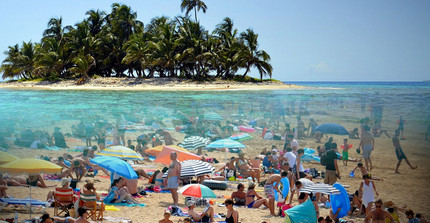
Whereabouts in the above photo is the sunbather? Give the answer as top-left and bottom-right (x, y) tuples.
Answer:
(231, 183), (246, 206)
(104, 178), (138, 204)
(187, 200), (215, 223)
(69, 158), (87, 181)
(159, 211), (174, 223)
(7, 174), (48, 188)
(245, 182), (270, 209)
(46, 178), (71, 201)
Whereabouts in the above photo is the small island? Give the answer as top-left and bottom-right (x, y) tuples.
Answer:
(1, 1), (279, 89)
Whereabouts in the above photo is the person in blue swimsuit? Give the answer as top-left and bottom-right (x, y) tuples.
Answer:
(244, 182), (270, 209)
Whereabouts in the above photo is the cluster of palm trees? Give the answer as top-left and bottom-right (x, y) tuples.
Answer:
(1, 2), (273, 82)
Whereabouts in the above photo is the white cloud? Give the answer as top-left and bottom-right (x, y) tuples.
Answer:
(307, 61), (333, 73)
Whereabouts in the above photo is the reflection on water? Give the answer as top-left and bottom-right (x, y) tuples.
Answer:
(0, 82), (429, 150)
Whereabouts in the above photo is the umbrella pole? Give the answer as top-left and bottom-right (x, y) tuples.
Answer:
(29, 186), (32, 219)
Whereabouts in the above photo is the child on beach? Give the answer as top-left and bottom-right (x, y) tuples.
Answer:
(352, 163), (383, 181)
(342, 139), (350, 166)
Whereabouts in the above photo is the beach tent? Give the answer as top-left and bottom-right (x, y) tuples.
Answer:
(331, 183), (350, 218)
(154, 146), (201, 165)
(284, 199), (317, 223)
(145, 145), (188, 157)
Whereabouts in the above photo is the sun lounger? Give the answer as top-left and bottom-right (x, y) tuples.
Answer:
(0, 197), (50, 212)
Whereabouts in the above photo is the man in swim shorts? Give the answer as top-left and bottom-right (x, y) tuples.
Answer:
(357, 126), (374, 171)
(264, 172), (287, 216)
(364, 199), (394, 223)
(393, 129), (417, 174)
(167, 152), (181, 206)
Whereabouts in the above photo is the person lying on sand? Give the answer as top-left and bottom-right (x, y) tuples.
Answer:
(349, 128), (360, 139)
(7, 174), (49, 188)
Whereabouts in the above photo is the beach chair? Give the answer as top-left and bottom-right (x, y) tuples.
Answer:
(53, 188), (74, 216)
(80, 194), (103, 221)
(0, 197), (49, 213)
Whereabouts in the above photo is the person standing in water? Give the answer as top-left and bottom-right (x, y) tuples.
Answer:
(393, 129), (417, 174)
(167, 152), (181, 206)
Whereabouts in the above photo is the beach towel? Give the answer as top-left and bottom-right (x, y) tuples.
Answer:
(105, 205), (121, 211)
(145, 189), (171, 193)
(104, 203), (146, 207)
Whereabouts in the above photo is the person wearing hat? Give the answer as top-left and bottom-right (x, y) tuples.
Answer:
(187, 200), (215, 223)
(159, 211), (174, 223)
(245, 182), (270, 209)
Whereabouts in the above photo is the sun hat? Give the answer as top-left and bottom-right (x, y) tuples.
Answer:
(186, 200), (196, 207)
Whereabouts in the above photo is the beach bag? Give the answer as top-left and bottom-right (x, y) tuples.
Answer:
(308, 168), (319, 178)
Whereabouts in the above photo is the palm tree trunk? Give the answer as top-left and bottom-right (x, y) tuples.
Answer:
(242, 66), (250, 77)
(194, 7), (198, 22)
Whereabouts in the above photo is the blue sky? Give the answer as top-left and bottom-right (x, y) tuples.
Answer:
(0, 0), (429, 81)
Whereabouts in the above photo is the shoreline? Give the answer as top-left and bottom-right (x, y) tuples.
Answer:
(0, 77), (305, 91)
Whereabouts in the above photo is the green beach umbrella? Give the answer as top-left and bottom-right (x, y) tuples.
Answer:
(178, 184), (216, 198)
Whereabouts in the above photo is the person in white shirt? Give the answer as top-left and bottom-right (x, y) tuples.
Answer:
(283, 147), (296, 172)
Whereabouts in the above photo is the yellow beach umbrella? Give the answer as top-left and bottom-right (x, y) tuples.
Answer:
(0, 158), (62, 174)
(96, 145), (143, 160)
(0, 151), (19, 165)
(145, 145), (188, 157)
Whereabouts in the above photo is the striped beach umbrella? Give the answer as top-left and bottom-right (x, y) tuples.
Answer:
(178, 136), (211, 150)
(229, 133), (252, 142)
(162, 160), (214, 178)
(300, 183), (341, 195)
(206, 139), (246, 149)
(178, 184), (217, 198)
(96, 145), (143, 160)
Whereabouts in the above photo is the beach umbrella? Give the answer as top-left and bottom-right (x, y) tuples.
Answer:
(206, 139), (246, 149)
(178, 184), (217, 198)
(203, 112), (223, 121)
(0, 151), (19, 165)
(0, 158), (62, 174)
(154, 146), (201, 165)
(299, 183), (341, 195)
(0, 158), (62, 218)
(178, 136), (211, 150)
(145, 145), (189, 157)
(229, 133), (252, 142)
(162, 160), (214, 178)
(96, 145), (143, 160)
(90, 156), (137, 179)
(284, 199), (317, 223)
(314, 123), (349, 135)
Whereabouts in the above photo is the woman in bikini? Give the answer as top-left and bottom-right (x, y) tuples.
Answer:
(244, 182), (270, 209)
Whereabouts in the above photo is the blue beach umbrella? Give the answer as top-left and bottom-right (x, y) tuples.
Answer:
(206, 139), (246, 149)
(90, 156), (138, 179)
(314, 123), (349, 135)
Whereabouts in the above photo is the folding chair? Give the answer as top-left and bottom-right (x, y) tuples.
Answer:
(80, 194), (103, 221)
(53, 188), (74, 216)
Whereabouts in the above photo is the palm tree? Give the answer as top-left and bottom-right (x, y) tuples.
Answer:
(123, 32), (152, 78)
(0, 44), (21, 79)
(68, 53), (95, 84)
(180, 0), (207, 22)
(237, 28), (273, 80)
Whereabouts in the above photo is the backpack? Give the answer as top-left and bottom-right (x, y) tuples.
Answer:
(320, 152), (327, 166)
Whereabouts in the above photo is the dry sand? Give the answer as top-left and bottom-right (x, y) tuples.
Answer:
(1, 128), (429, 223)
(0, 77), (304, 91)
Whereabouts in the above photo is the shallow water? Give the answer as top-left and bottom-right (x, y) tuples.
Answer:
(0, 82), (429, 140)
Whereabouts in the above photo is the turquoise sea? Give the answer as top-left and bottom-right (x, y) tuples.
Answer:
(0, 81), (429, 140)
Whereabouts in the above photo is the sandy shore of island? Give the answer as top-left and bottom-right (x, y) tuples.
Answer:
(0, 78), (304, 91)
